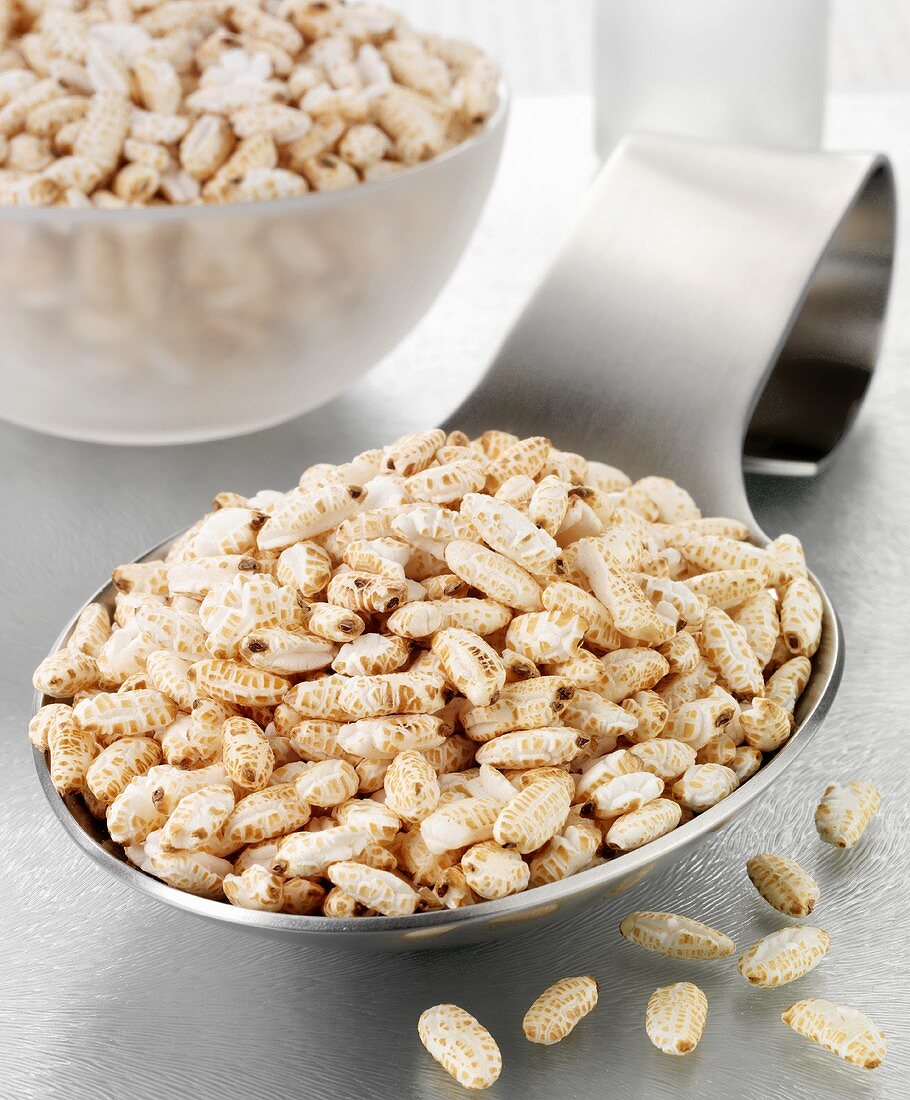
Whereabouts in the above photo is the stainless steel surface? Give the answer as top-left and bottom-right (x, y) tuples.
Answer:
(2, 97), (908, 1097)
(29, 132), (887, 950)
(452, 134), (895, 499)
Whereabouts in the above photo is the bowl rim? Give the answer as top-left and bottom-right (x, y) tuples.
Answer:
(0, 81), (510, 227)
(31, 529), (844, 939)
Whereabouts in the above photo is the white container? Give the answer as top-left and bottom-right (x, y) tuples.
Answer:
(0, 91), (507, 445)
(594, 0), (829, 158)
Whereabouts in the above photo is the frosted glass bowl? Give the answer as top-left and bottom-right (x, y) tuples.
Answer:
(0, 88), (507, 445)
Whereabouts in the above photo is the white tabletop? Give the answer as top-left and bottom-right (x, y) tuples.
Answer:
(2, 93), (908, 1099)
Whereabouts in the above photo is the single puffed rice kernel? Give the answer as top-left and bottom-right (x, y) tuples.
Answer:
(86, 735), (161, 805)
(74, 689), (178, 745)
(698, 606), (764, 698)
(145, 651), (192, 712)
(221, 715), (275, 790)
(326, 860), (418, 916)
(281, 877), (326, 915)
(383, 749), (440, 823)
(420, 796), (500, 855)
(646, 982), (708, 1056)
(574, 542), (671, 643)
(461, 839), (530, 899)
(592, 771), (664, 818)
(493, 772), (572, 854)
(746, 853), (819, 917)
(333, 634), (410, 678)
(258, 483), (364, 552)
(402, 457), (486, 505)
(338, 121), (391, 167)
(542, 581), (622, 650)
(599, 648), (670, 704)
(294, 759), (358, 808)
(122, 138), (170, 172)
(73, 91), (129, 173)
(814, 781), (880, 849)
(445, 540), (541, 613)
(68, 602), (112, 657)
(606, 798), (682, 852)
(148, 849), (232, 899)
(431, 627), (505, 708)
(475, 727), (587, 769)
(418, 1003), (502, 1091)
(112, 561), (169, 595)
(305, 602), (366, 643)
(372, 85), (445, 163)
(529, 817), (601, 885)
(326, 569), (408, 613)
(136, 604), (208, 661)
(656, 631), (701, 676)
(221, 784), (311, 852)
(337, 714), (446, 760)
(574, 748), (641, 799)
(764, 656), (812, 715)
(505, 611), (585, 665)
(240, 627), (336, 675)
(767, 533), (808, 580)
(621, 690), (668, 742)
(29, 703), (72, 752)
(685, 568), (766, 611)
(731, 589), (780, 669)
(739, 697), (791, 751)
(620, 911), (735, 959)
(671, 763), (739, 812)
(629, 739), (697, 781)
(562, 689), (636, 748)
(47, 706), (96, 795)
(160, 784), (235, 851)
(188, 659), (289, 707)
(738, 926), (830, 987)
(780, 577), (823, 657)
(272, 824), (371, 877)
(730, 744), (763, 781)
(461, 491), (560, 574)
(112, 160), (159, 201)
(781, 999), (886, 1069)
(680, 534), (771, 576)
(333, 799), (400, 843)
(423, 573), (470, 601)
(275, 540), (332, 596)
(480, 432), (547, 480)
(33, 648), (98, 698)
(343, 536), (410, 579)
(150, 764), (230, 815)
(522, 976), (599, 1046)
(388, 598), (511, 640)
(107, 773), (167, 845)
(223, 865), (285, 911)
(167, 555), (262, 598)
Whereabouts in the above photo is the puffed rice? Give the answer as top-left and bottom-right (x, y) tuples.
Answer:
(31, 431), (820, 917)
(0, 3), (498, 207)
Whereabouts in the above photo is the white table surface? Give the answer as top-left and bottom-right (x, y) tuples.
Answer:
(2, 94), (909, 1099)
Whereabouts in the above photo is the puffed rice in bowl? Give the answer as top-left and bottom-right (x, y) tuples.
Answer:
(0, 2), (507, 442)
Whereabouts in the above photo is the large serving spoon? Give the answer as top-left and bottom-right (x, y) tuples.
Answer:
(34, 135), (895, 949)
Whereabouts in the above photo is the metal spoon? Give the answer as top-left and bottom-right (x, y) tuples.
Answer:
(34, 134), (895, 949)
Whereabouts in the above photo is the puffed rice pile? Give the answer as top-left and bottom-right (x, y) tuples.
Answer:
(0, 0), (498, 207)
(31, 428), (823, 918)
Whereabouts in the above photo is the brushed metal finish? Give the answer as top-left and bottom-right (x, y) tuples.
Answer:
(26, 134), (892, 951)
(449, 134), (895, 511)
(3, 100), (908, 1098)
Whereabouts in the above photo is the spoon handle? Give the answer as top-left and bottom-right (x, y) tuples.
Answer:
(446, 134), (894, 535)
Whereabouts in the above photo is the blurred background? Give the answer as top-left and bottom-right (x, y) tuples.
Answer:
(392, 0), (910, 96)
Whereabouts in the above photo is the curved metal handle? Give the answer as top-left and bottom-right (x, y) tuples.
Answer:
(446, 134), (895, 535)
